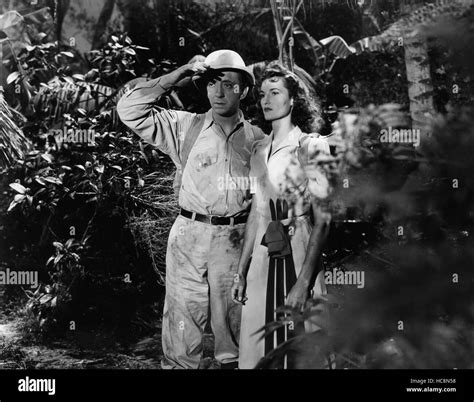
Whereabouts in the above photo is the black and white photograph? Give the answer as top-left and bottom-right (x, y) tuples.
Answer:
(0, 0), (473, 398)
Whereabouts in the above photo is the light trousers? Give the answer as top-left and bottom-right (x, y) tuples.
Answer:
(161, 215), (245, 369)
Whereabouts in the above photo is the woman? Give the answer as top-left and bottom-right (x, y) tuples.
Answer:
(231, 62), (331, 369)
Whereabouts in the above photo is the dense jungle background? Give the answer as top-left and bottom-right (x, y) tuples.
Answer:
(0, 0), (473, 370)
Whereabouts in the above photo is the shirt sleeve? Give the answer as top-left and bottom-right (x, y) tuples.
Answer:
(303, 136), (331, 199)
(116, 77), (196, 164)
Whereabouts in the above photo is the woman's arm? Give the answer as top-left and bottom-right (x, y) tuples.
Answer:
(286, 199), (331, 310)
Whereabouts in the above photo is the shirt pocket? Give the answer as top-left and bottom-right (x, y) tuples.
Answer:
(193, 149), (218, 171)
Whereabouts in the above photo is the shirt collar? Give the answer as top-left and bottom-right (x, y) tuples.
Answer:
(204, 109), (245, 132)
(269, 126), (302, 153)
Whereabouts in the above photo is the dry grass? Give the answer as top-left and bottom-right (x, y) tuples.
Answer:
(127, 170), (179, 285)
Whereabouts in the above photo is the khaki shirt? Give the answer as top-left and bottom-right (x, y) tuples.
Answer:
(117, 77), (265, 216)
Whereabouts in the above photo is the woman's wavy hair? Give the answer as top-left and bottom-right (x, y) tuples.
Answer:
(256, 61), (323, 134)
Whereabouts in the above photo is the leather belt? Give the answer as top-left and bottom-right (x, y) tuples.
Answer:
(180, 208), (248, 226)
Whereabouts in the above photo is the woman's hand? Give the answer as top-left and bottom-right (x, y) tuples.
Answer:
(231, 273), (248, 305)
(286, 280), (310, 311)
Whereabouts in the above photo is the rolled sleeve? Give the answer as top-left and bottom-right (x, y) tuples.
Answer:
(117, 77), (196, 164)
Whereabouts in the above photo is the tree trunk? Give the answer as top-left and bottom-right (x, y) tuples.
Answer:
(46, 0), (71, 47)
(270, 0), (285, 64)
(156, 0), (173, 61)
(404, 34), (434, 138)
(116, 0), (137, 35)
(91, 0), (116, 50)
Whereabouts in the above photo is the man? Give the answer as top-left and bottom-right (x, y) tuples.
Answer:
(117, 50), (264, 369)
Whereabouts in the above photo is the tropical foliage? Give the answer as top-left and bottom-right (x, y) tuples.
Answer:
(0, 1), (472, 369)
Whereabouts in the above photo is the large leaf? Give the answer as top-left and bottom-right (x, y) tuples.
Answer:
(60, 51), (74, 58)
(6, 71), (21, 85)
(7, 199), (20, 212)
(320, 35), (356, 59)
(9, 182), (26, 194)
(43, 176), (62, 185)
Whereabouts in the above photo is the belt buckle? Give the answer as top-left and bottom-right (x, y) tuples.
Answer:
(210, 215), (219, 225)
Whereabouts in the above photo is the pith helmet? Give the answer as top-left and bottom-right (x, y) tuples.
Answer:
(192, 49), (255, 88)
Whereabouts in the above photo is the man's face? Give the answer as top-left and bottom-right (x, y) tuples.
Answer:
(206, 71), (245, 117)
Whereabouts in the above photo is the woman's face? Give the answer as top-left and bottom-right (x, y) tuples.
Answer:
(259, 76), (292, 122)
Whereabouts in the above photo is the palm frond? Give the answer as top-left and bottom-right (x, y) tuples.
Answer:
(252, 319), (290, 341)
(252, 301), (329, 342)
(254, 335), (299, 368)
(33, 78), (116, 126)
(200, 8), (271, 37)
(254, 330), (330, 369)
(351, 0), (473, 54)
(0, 91), (30, 170)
